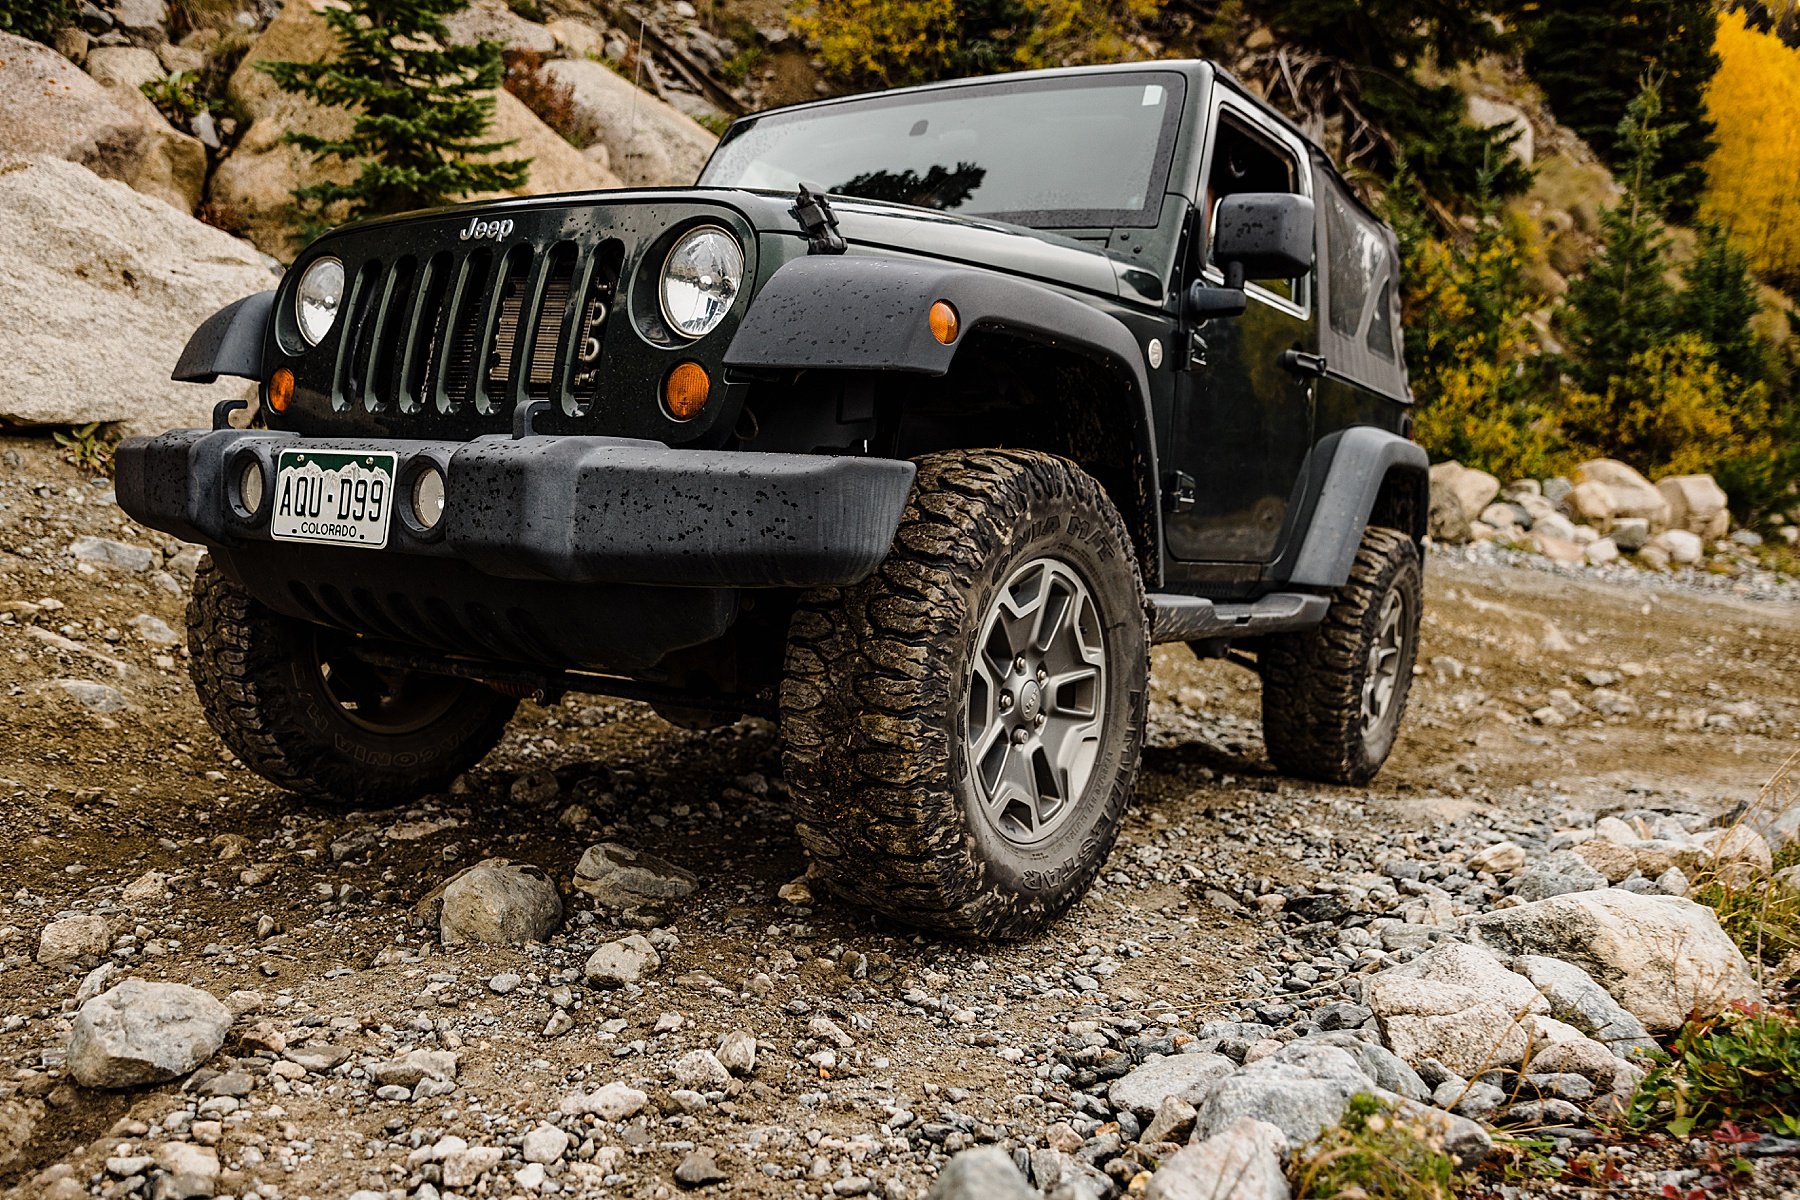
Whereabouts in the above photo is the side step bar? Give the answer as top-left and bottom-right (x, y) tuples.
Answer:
(1148, 591), (1330, 645)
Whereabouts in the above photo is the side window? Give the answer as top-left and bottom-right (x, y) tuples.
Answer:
(1321, 183), (1397, 361)
(1204, 112), (1309, 307)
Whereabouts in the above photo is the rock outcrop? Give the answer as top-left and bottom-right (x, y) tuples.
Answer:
(0, 32), (204, 212)
(0, 156), (273, 432)
(210, 0), (623, 259)
(540, 57), (718, 187)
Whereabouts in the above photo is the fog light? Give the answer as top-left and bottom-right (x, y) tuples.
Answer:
(663, 361), (710, 421)
(411, 465), (446, 531)
(928, 300), (959, 345)
(236, 457), (265, 516)
(269, 367), (295, 414)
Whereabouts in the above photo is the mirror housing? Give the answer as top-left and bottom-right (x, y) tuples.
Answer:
(1213, 192), (1315, 286)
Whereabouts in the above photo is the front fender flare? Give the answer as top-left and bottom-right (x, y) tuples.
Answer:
(1284, 426), (1428, 588)
(172, 292), (275, 384)
(724, 254), (1163, 581)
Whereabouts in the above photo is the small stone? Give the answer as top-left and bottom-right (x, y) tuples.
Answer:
(127, 613), (178, 645)
(69, 536), (154, 572)
(521, 1123), (570, 1164)
(488, 972), (522, 995)
(370, 1048), (457, 1087)
(151, 1142), (218, 1200)
(926, 1147), (1037, 1199)
(68, 980), (231, 1088)
(439, 859), (562, 945)
(675, 1149), (727, 1188)
(1107, 1053), (1234, 1119)
(442, 1145), (504, 1188)
(584, 934), (661, 987)
(48, 679), (127, 714)
(37, 914), (109, 966)
(671, 1049), (730, 1090)
(573, 842), (698, 909)
(1467, 842), (1526, 875)
(716, 1029), (757, 1076)
(1146, 1117), (1287, 1200)
(121, 871), (171, 905)
(778, 878), (814, 905)
(558, 1081), (648, 1120)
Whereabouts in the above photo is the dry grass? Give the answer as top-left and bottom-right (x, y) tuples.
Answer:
(1692, 750), (1800, 999)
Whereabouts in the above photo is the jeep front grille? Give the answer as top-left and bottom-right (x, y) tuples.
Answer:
(333, 239), (622, 421)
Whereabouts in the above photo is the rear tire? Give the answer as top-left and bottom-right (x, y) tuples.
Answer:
(187, 556), (517, 807)
(780, 450), (1149, 937)
(1259, 526), (1421, 785)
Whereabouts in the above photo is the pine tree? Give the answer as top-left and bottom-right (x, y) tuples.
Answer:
(260, 0), (529, 224)
(1525, 0), (1720, 221)
(1558, 79), (1678, 399)
(1676, 222), (1769, 385)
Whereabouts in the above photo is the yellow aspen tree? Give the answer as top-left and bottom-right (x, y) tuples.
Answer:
(1702, 17), (1800, 286)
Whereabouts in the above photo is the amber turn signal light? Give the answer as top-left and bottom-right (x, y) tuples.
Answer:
(268, 367), (295, 414)
(928, 300), (959, 345)
(663, 361), (711, 421)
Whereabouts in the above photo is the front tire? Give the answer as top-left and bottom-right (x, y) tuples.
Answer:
(1259, 526), (1422, 784)
(780, 450), (1149, 937)
(187, 556), (517, 807)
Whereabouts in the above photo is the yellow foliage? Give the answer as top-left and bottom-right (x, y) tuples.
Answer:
(790, 0), (958, 89)
(1561, 333), (1776, 478)
(1701, 17), (1800, 287)
(791, 0), (1154, 90)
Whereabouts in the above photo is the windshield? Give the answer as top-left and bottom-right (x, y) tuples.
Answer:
(699, 71), (1187, 229)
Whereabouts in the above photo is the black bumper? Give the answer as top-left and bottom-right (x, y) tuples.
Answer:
(114, 429), (916, 672)
(115, 429), (915, 587)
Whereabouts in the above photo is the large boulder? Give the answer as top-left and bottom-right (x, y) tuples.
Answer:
(1107, 1052), (1235, 1119)
(0, 156), (274, 431)
(211, 0), (621, 258)
(1656, 474), (1730, 539)
(1428, 461), (1501, 543)
(540, 57), (718, 187)
(0, 32), (204, 212)
(1364, 942), (1549, 1076)
(1571, 460), (1671, 531)
(1145, 1118), (1289, 1200)
(1469, 891), (1759, 1033)
(67, 979), (231, 1088)
(443, 0), (557, 54)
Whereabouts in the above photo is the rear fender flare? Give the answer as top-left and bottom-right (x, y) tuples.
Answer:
(1284, 426), (1428, 588)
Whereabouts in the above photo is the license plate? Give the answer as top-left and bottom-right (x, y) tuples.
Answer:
(269, 450), (397, 549)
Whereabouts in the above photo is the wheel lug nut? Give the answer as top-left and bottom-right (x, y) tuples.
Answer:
(999, 693), (1013, 710)
(1036, 668), (1048, 685)
(1013, 655), (1026, 674)
(1035, 713), (1046, 728)
(1012, 727), (1029, 745)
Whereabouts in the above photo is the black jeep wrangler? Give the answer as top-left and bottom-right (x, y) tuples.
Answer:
(116, 61), (1426, 937)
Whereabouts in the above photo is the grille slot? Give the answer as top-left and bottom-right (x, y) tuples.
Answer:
(480, 247), (534, 416)
(527, 244), (578, 402)
(439, 251), (492, 415)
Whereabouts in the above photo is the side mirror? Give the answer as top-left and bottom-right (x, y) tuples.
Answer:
(1213, 192), (1315, 287)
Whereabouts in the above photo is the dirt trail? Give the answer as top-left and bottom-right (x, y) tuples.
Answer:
(0, 434), (1796, 1198)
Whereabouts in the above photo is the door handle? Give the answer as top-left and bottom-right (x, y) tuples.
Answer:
(1279, 349), (1328, 377)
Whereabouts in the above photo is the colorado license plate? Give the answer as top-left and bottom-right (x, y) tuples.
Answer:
(269, 450), (397, 549)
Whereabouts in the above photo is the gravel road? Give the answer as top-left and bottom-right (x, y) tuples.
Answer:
(1, 434), (1796, 1199)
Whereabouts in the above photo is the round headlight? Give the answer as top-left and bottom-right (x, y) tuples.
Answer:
(294, 257), (345, 346)
(659, 227), (742, 339)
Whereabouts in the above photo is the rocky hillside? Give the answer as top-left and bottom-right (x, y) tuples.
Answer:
(0, 0), (726, 434)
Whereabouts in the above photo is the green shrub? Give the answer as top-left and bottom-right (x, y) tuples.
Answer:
(141, 71), (206, 126)
(1627, 1003), (1800, 1136)
(0, 0), (73, 43)
(1290, 1094), (1459, 1200)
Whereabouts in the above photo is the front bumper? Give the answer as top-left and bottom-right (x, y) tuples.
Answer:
(115, 429), (916, 588)
(114, 429), (915, 673)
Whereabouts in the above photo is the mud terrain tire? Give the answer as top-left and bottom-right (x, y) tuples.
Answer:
(781, 450), (1149, 937)
(1259, 526), (1421, 785)
(187, 556), (516, 806)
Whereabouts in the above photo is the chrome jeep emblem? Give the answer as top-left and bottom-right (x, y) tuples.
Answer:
(458, 216), (515, 241)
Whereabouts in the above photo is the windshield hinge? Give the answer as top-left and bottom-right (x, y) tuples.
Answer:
(790, 182), (847, 255)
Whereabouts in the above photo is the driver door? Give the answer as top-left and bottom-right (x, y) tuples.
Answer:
(1164, 102), (1320, 565)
